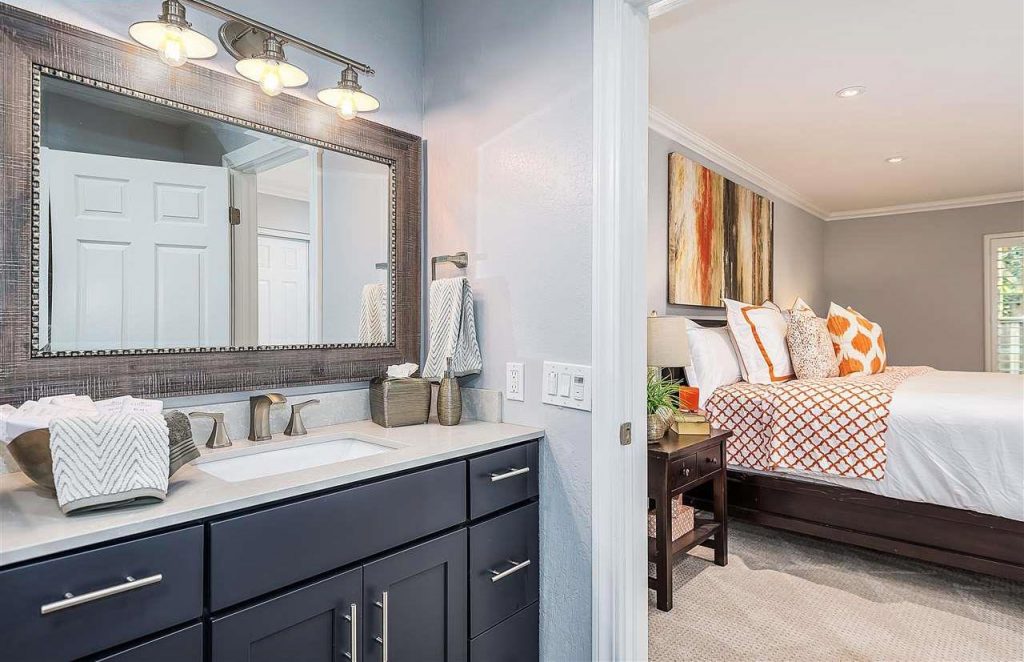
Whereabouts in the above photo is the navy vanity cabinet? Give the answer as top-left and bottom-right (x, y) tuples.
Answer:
(468, 442), (539, 519)
(362, 529), (469, 662)
(469, 603), (539, 662)
(0, 526), (203, 662)
(95, 623), (204, 661)
(211, 567), (362, 662)
(469, 501), (539, 638)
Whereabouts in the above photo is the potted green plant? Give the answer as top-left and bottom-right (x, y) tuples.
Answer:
(647, 370), (680, 441)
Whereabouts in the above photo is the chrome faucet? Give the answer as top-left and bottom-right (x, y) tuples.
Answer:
(248, 393), (286, 441)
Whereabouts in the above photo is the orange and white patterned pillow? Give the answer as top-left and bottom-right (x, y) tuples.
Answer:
(827, 303), (887, 376)
(724, 298), (795, 384)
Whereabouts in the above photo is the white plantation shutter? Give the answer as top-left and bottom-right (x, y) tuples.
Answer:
(985, 232), (1024, 374)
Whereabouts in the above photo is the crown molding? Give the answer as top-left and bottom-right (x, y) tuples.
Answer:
(649, 106), (829, 220)
(826, 191), (1024, 221)
(647, 0), (695, 18)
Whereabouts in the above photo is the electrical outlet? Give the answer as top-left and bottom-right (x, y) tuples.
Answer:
(506, 362), (524, 401)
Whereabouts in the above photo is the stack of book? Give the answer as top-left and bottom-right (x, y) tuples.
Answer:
(672, 410), (710, 435)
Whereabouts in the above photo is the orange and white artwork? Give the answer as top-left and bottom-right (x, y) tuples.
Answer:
(668, 153), (773, 306)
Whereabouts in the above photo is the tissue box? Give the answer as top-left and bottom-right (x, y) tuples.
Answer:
(369, 377), (431, 427)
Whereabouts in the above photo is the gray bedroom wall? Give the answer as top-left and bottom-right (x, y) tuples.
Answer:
(7, 0), (424, 135)
(825, 201), (1024, 371)
(648, 129), (828, 318)
(423, 0), (594, 659)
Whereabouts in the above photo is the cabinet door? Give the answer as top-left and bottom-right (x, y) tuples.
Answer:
(211, 567), (362, 662)
(363, 530), (468, 662)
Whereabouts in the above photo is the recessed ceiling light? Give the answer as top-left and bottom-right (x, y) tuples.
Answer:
(835, 86), (866, 98)
(885, 156), (905, 164)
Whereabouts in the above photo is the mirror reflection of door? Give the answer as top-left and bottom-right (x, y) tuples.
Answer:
(44, 148), (230, 351)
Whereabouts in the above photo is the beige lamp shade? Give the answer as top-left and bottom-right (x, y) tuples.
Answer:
(647, 314), (691, 368)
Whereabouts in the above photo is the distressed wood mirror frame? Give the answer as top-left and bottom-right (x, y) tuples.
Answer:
(0, 5), (421, 404)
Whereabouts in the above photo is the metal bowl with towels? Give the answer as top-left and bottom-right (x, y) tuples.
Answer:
(7, 429), (56, 491)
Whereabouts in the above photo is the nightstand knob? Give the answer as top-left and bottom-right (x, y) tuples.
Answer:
(682, 468), (691, 477)
(706, 456), (717, 464)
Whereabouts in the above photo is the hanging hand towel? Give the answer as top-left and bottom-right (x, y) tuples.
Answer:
(423, 276), (483, 381)
(49, 414), (170, 515)
(359, 283), (389, 343)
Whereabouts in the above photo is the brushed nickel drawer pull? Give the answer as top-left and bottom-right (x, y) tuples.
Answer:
(40, 573), (163, 615)
(343, 602), (357, 661)
(374, 592), (389, 662)
(490, 466), (530, 482)
(489, 559), (531, 582)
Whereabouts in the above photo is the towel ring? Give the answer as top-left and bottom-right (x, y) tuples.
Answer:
(431, 251), (469, 280)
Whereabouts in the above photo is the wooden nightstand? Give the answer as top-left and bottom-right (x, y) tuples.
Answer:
(648, 428), (731, 611)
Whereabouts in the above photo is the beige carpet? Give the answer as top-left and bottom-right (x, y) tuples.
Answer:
(649, 521), (1024, 662)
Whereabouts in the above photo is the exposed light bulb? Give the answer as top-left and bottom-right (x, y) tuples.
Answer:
(336, 90), (358, 120)
(158, 26), (188, 67)
(259, 62), (284, 97)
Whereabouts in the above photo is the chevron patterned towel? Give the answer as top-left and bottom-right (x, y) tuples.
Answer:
(359, 283), (389, 343)
(423, 277), (483, 381)
(49, 414), (170, 515)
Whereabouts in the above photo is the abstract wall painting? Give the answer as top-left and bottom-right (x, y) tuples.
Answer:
(667, 153), (774, 307)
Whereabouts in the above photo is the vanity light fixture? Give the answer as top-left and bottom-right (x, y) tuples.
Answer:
(129, 0), (218, 67)
(317, 66), (380, 120)
(235, 34), (309, 97)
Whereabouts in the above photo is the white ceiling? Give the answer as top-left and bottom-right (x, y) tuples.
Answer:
(650, 0), (1024, 219)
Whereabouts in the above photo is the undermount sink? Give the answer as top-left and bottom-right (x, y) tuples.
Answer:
(195, 437), (391, 482)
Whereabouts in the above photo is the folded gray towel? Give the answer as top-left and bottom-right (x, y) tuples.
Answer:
(50, 414), (170, 515)
(164, 411), (200, 477)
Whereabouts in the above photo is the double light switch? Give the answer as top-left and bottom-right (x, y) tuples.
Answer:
(542, 361), (592, 411)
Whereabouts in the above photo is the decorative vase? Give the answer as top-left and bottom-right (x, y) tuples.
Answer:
(437, 356), (462, 426)
(647, 407), (673, 441)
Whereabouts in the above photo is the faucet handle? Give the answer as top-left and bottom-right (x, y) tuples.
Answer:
(285, 399), (320, 437)
(189, 411), (231, 449)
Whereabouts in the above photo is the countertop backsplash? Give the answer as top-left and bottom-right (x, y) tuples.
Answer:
(0, 386), (503, 475)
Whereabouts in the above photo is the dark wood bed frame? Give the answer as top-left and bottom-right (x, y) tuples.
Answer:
(683, 318), (1024, 581)
(693, 470), (1024, 581)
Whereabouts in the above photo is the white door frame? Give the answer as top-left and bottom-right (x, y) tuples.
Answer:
(592, 0), (651, 660)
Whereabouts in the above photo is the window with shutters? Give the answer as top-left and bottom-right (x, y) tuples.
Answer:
(985, 231), (1024, 373)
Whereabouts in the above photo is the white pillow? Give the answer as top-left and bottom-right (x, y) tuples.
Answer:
(682, 320), (743, 408)
(724, 298), (795, 384)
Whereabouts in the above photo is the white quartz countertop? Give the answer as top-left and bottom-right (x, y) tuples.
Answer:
(0, 419), (544, 567)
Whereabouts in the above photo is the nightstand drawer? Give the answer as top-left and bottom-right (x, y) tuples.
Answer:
(697, 446), (722, 476)
(669, 453), (698, 488)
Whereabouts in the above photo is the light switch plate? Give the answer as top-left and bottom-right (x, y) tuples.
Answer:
(506, 362), (524, 401)
(541, 361), (592, 411)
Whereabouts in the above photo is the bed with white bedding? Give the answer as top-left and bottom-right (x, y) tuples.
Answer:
(771, 370), (1023, 522)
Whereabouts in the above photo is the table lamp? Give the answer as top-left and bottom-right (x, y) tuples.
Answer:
(647, 314), (700, 414)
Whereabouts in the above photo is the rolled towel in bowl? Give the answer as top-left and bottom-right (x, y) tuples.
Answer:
(163, 411), (200, 478)
(50, 413), (170, 515)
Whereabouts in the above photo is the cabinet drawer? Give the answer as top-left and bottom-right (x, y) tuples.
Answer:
(211, 567), (361, 662)
(468, 441), (539, 519)
(0, 526), (203, 662)
(469, 501), (539, 637)
(697, 445), (722, 477)
(669, 453), (698, 489)
(470, 603), (539, 662)
(209, 461), (466, 610)
(96, 622), (203, 662)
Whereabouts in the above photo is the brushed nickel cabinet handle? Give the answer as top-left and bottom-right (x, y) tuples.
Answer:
(490, 466), (530, 482)
(40, 573), (162, 615)
(489, 559), (531, 583)
(343, 602), (357, 661)
(374, 592), (389, 662)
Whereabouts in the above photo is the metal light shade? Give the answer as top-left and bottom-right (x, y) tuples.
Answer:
(129, 1), (217, 63)
(235, 36), (309, 95)
(647, 314), (692, 368)
(317, 66), (380, 119)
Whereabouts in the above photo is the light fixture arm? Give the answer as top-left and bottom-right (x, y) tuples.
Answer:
(180, 0), (375, 76)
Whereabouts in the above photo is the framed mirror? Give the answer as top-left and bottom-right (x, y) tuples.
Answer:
(37, 71), (395, 354)
(0, 6), (420, 403)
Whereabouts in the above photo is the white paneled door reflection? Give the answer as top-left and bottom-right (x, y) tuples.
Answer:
(45, 149), (230, 351)
(257, 232), (311, 345)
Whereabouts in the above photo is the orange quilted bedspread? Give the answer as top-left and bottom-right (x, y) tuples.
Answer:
(705, 367), (935, 480)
